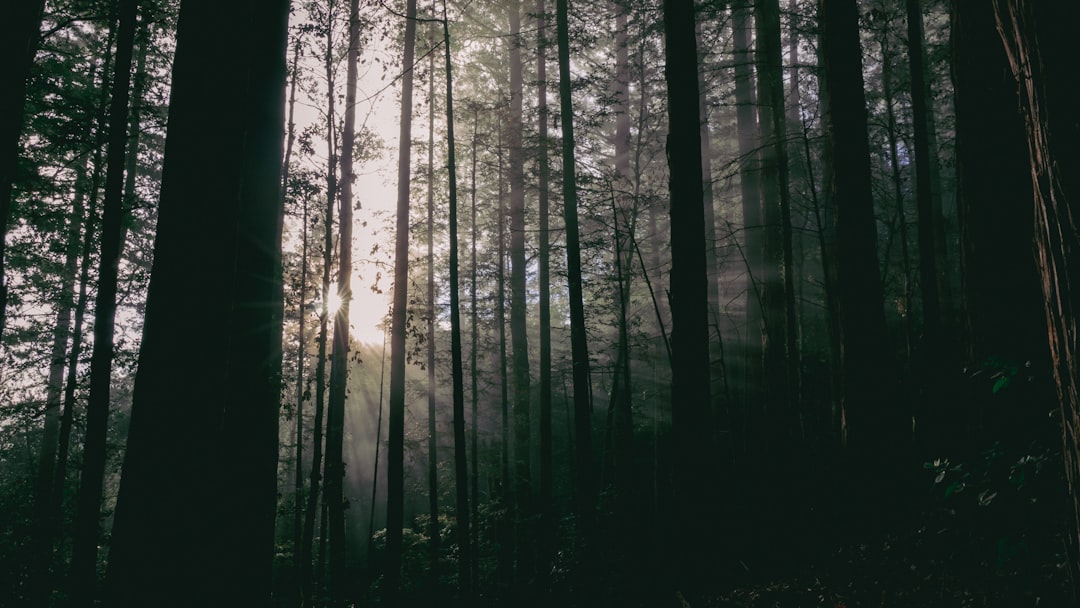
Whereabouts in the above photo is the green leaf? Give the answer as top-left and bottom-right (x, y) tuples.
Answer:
(945, 480), (964, 498)
(992, 376), (1010, 394)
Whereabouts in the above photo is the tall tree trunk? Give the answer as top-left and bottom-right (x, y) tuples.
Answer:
(52, 25), (117, 585)
(0, 0), (47, 338)
(325, 0), (359, 598)
(819, 0), (905, 516)
(992, 0), (1080, 583)
(695, 20), (721, 364)
(468, 107), (481, 594)
(425, 14), (441, 590)
(903, 0), (944, 347)
(611, 0), (635, 519)
(662, 0), (714, 586)
(302, 4), (339, 601)
(29, 163), (86, 606)
(387, 0), (419, 597)
(506, 0), (533, 582)
(105, 0), (289, 602)
(70, 0), (139, 599)
(495, 124), (513, 579)
(440, 7), (471, 596)
(732, 0), (764, 427)
(756, 0), (797, 431)
(950, 2), (1045, 366)
(282, 31), (306, 599)
(879, 28), (915, 360)
(556, 0), (595, 525)
(536, 0), (554, 566)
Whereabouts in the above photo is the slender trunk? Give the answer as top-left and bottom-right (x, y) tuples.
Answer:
(387, 0), (420, 596)
(506, 0), (533, 582)
(70, 0), (139, 599)
(117, 15), (150, 253)
(303, 6), (339, 601)
(283, 32), (306, 598)
(495, 124), (513, 577)
(326, 0), (360, 600)
(879, 31), (915, 360)
(536, 0), (554, 561)
(904, 0), (945, 347)
(732, 0), (764, 423)
(695, 20), (721, 361)
(468, 108), (481, 594)
(425, 14), (441, 589)
(29, 163), (86, 605)
(368, 330), (387, 567)
(440, 7), (471, 596)
(556, 0), (594, 523)
(756, 0), (797, 432)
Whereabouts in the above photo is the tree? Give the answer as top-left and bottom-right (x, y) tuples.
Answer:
(324, 0), (360, 600)
(818, 0), (905, 512)
(0, 0), (47, 338)
(555, 0), (595, 526)
(387, 0), (419, 597)
(506, 0), (533, 580)
(104, 0), (289, 602)
(992, 0), (1080, 582)
(439, 3), (471, 595)
(662, 0), (714, 587)
(69, 0), (140, 599)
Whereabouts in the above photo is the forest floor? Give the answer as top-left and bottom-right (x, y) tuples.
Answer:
(709, 441), (1075, 607)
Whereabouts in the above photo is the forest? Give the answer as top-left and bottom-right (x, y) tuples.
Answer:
(1, 0), (1079, 606)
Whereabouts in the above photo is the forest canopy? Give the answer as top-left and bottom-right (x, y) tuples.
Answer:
(1, 0), (1079, 606)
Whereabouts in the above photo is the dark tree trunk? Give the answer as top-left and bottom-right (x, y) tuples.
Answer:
(29, 162), (86, 606)
(536, 0), (554, 563)
(105, 0), (289, 603)
(440, 7), (471, 596)
(951, 1), (1045, 366)
(0, 0), (47, 337)
(495, 124), (513, 579)
(325, 0), (359, 600)
(507, 0), (533, 582)
(904, 0), (945, 346)
(662, 0), (714, 586)
(468, 107), (481, 594)
(991, 0), (1080, 583)
(732, 0), (764, 427)
(425, 12), (441, 590)
(556, 0), (594, 524)
(819, 0), (906, 512)
(70, 0), (139, 599)
(387, 0), (419, 597)
(302, 4), (339, 601)
(756, 0), (799, 435)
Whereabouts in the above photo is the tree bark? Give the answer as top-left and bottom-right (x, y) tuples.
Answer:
(662, 0), (714, 585)
(425, 11), (441, 589)
(0, 0), (47, 338)
(324, 0), (359, 600)
(440, 6), (471, 596)
(992, 0), (1080, 583)
(819, 0), (905, 513)
(387, 0), (419, 596)
(556, 0), (595, 527)
(70, 0), (139, 599)
(105, 0), (289, 602)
